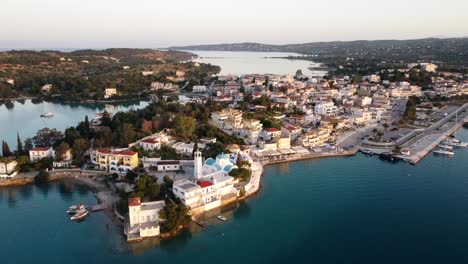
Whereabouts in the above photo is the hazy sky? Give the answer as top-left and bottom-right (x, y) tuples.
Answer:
(1, 0), (467, 49)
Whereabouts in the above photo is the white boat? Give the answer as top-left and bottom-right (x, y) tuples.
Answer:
(433, 149), (454, 156)
(40, 112), (54, 118)
(67, 204), (86, 214)
(360, 149), (374, 155)
(70, 208), (89, 221)
(438, 144), (453, 151)
(217, 215), (227, 221)
(451, 141), (468, 148)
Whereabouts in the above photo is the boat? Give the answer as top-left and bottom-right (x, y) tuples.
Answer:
(452, 141), (468, 148)
(196, 221), (207, 227)
(438, 144), (453, 151)
(217, 215), (227, 221)
(433, 149), (454, 156)
(40, 112), (54, 118)
(379, 153), (401, 162)
(67, 204), (86, 214)
(70, 208), (89, 221)
(360, 149), (374, 155)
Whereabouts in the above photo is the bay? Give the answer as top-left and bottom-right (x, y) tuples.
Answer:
(1, 128), (468, 264)
(188, 50), (327, 76)
(0, 99), (149, 148)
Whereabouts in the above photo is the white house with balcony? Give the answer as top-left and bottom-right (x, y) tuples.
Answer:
(126, 197), (165, 241)
(29, 147), (54, 162)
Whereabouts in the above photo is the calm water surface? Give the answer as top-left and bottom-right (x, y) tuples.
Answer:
(188, 50), (326, 76)
(2, 129), (468, 264)
(0, 99), (149, 147)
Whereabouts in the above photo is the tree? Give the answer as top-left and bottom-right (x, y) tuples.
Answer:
(16, 133), (23, 155)
(54, 142), (70, 161)
(192, 140), (198, 157)
(71, 138), (88, 165)
(113, 123), (136, 147)
(295, 69), (303, 77)
(383, 123), (389, 131)
(159, 203), (191, 233)
(24, 138), (33, 153)
(172, 115), (196, 141)
(32, 128), (64, 147)
(2, 140), (12, 157)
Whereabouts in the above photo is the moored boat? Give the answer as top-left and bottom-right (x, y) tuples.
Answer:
(433, 149), (454, 156)
(70, 208), (89, 221)
(451, 141), (468, 148)
(438, 144), (453, 151)
(360, 149), (374, 155)
(196, 221), (207, 227)
(40, 112), (54, 118)
(217, 215), (227, 221)
(67, 204), (86, 214)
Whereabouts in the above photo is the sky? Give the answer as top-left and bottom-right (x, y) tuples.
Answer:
(1, 0), (467, 50)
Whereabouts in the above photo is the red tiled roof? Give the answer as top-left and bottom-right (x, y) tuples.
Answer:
(265, 128), (280, 133)
(128, 197), (141, 206)
(96, 148), (112, 154)
(30, 147), (51, 152)
(197, 180), (214, 188)
(117, 151), (137, 156)
(141, 138), (159, 144)
(290, 115), (305, 119)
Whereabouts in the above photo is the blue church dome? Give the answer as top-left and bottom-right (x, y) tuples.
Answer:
(205, 158), (215, 165)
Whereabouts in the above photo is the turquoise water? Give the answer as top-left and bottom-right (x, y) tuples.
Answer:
(188, 50), (327, 76)
(0, 100), (149, 147)
(1, 128), (468, 264)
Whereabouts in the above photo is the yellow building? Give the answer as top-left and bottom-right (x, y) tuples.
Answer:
(91, 149), (138, 173)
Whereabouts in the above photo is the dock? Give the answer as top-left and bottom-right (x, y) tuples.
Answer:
(90, 204), (108, 212)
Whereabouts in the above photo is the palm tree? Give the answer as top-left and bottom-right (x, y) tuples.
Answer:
(383, 123), (389, 131)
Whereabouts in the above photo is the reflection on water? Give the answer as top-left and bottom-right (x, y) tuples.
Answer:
(0, 99), (149, 147)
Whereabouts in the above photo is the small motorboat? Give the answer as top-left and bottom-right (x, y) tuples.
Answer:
(217, 215), (227, 221)
(451, 141), (468, 148)
(70, 208), (89, 221)
(438, 144), (453, 151)
(433, 149), (454, 156)
(40, 112), (54, 118)
(360, 149), (374, 155)
(196, 221), (207, 227)
(67, 204), (86, 214)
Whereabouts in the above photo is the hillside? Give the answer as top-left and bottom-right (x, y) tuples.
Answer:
(0, 49), (220, 101)
(170, 38), (468, 66)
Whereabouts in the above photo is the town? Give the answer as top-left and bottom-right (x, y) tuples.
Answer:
(1, 59), (468, 242)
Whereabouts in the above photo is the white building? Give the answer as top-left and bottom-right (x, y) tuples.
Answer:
(104, 88), (117, 99)
(315, 101), (338, 116)
(138, 138), (161, 151)
(172, 151), (238, 211)
(42, 84), (53, 93)
(156, 160), (181, 172)
(29, 147), (54, 162)
(0, 160), (18, 178)
(126, 197), (165, 241)
(363, 75), (381, 83)
(193, 85), (207, 92)
(420, 63), (437, 72)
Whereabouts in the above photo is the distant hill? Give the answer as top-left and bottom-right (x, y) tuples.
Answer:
(170, 38), (468, 66)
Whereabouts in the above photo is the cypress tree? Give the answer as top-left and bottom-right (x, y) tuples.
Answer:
(17, 133), (23, 155)
(2, 140), (12, 157)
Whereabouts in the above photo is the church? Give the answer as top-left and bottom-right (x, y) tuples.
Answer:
(172, 151), (239, 212)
